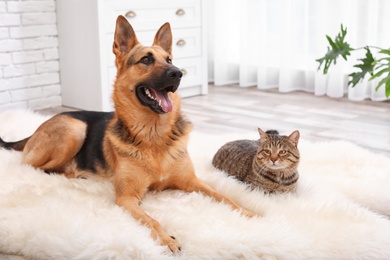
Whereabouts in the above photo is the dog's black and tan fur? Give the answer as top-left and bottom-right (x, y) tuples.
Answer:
(0, 16), (256, 252)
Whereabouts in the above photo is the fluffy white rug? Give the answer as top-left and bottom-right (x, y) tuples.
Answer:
(0, 110), (390, 260)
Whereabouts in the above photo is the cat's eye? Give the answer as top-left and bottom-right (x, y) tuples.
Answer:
(279, 150), (286, 155)
(264, 149), (271, 155)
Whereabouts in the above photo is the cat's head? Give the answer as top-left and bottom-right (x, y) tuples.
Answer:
(256, 128), (300, 169)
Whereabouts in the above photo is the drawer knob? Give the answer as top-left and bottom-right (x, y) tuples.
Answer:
(176, 39), (186, 46)
(176, 9), (185, 16)
(125, 11), (137, 18)
(180, 69), (187, 76)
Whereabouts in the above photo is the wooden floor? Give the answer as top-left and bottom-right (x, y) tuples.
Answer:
(39, 84), (390, 157)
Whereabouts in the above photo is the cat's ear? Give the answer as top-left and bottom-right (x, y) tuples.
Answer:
(258, 128), (269, 140)
(288, 130), (300, 146)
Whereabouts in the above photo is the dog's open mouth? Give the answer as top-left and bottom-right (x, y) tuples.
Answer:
(136, 86), (176, 114)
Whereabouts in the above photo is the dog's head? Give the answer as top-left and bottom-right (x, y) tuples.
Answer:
(112, 16), (182, 114)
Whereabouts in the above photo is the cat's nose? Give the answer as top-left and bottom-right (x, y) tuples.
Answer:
(270, 156), (278, 163)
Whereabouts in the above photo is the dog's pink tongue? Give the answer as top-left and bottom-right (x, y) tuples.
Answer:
(151, 89), (173, 113)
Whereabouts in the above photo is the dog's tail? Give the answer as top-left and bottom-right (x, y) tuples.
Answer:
(0, 136), (29, 151)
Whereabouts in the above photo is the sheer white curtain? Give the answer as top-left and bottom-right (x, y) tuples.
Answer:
(207, 0), (390, 101)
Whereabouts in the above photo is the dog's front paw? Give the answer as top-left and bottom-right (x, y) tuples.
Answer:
(241, 208), (261, 218)
(163, 235), (181, 253)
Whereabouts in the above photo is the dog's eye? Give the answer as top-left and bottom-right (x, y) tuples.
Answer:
(140, 57), (150, 64)
(167, 57), (172, 64)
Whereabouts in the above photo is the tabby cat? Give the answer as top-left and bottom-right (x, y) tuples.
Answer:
(212, 128), (300, 194)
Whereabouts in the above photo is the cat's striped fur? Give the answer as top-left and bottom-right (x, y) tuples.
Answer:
(212, 128), (300, 194)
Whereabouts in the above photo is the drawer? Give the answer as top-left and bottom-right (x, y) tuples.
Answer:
(107, 57), (203, 95)
(172, 57), (203, 88)
(105, 27), (202, 68)
(104, 0), (201, 33)
(171, 28), (203, 58)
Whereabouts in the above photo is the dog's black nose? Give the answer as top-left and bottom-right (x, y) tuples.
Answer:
(166, 67), (183, 81)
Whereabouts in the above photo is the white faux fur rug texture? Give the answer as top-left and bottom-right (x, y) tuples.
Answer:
(0, 110), (390, 260)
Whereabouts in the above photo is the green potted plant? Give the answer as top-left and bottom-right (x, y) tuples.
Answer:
(316, 25), (390, 98)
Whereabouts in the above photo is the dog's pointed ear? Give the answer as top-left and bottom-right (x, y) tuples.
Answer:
(113, 16), (139, 58)
(153, 22), (172, 54)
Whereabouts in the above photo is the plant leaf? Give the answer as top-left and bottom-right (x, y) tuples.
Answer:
(379, 48), (390, 55)
(376, 57), (390, 63)
(370, 49), (390, 97)
(348, 47), (375, 87)
(316, 24), (354, 74)
(370, 67), (389, 80)
(374, 74), (390, 98)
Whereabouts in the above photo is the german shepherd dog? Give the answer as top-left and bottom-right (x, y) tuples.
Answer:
(0, 16), (256, 252)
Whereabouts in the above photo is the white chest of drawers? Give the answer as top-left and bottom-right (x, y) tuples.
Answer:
(57, 0), (208, 111)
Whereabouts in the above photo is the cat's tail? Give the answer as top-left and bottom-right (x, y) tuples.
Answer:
(0, 136), (29, 151)
(265, 130), (279, 136)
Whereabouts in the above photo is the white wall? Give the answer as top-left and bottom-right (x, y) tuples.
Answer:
(0, 0), (61, 111)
